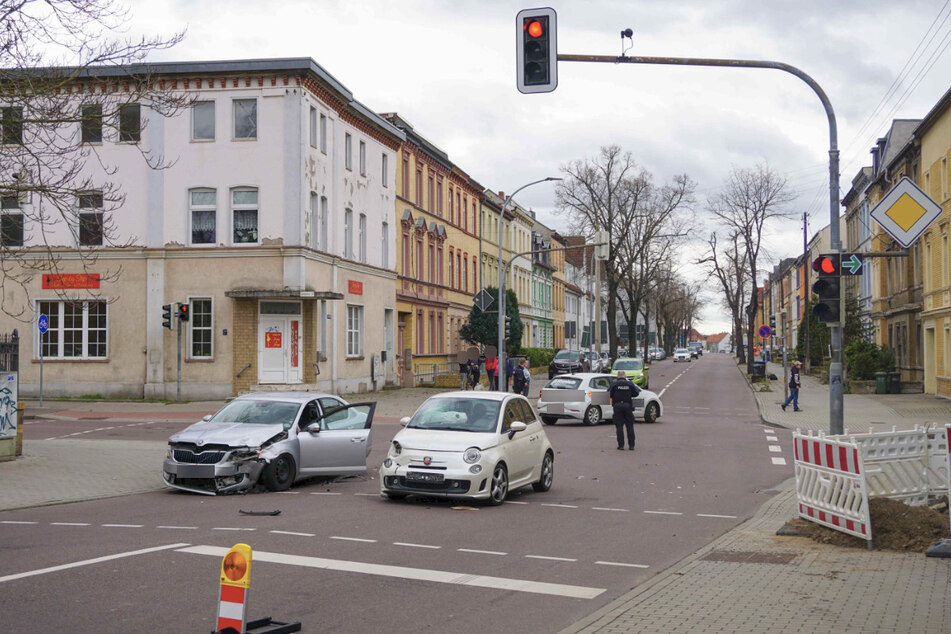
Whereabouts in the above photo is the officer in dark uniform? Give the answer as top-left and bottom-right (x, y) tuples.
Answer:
(609, 370), (637, 450)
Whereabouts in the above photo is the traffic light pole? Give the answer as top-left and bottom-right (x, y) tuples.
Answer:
(176, 312), (182, 403)
(557, 52), (844, 433)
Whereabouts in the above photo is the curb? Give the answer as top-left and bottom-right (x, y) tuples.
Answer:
(735, 358), (789, 431)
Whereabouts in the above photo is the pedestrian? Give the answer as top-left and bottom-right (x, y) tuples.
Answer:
(459, 358), (468, 390)
(467, 356), (481, 390)
(506, 356), (516, 392)
(608, 370), (637, 450)
(485, 353), (499, 390)
(519, 359), (531, 396)
(781, 360), (802, 412)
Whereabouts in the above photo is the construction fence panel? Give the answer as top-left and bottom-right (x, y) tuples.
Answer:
(793, 431), (871, 542)
(844, 426), (933, 506)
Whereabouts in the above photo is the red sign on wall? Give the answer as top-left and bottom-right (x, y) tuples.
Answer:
(348, 280), (363, 295)
(265, 331), (282, 348)
(42, 273), (100, 290)
(291, 321), (299, 367)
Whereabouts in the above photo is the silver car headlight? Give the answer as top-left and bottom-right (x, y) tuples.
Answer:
(463, 447), (482, 464)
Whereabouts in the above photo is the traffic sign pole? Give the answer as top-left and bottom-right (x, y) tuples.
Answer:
(37, 314), (48, 407)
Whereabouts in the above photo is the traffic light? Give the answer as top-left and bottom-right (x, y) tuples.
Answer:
(162, 303), (172, 330)
(176, 302), (189, 322)
(504, 315), (512, 340)
(769, 315), (776, 330)
(812, 254), (841, 323)
(516, 7), (558, 94)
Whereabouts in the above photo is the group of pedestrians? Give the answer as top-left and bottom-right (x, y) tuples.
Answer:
(459, 354), (531, 395)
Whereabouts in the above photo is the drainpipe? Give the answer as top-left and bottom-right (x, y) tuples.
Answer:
(332, 257), (339, 393)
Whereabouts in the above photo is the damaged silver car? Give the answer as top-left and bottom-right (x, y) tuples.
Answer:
(163, 392), (375, 495)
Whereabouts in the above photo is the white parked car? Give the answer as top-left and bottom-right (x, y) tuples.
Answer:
(536, 373), (664, 426)
(380, 392), (554, 505)
(673, 348), (691, 362)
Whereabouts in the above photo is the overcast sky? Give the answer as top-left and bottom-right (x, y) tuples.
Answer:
(120, 0), (951, 335)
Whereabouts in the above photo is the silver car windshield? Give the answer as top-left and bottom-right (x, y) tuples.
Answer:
(209, 400), (301, 428)
(408, 398), (501, 433)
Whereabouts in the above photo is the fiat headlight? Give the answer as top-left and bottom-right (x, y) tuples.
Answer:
(463, 447), (482, 464)
(383, 458), (393, 468)
(391, 441), (402, 456)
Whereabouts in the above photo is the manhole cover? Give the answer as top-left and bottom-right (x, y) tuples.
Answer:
(701, 550), (797, 564)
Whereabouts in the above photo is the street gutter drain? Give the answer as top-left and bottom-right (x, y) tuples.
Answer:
(701, 550), (797, 564)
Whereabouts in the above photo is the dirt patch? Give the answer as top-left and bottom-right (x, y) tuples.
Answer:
(784, 497), (951, 552)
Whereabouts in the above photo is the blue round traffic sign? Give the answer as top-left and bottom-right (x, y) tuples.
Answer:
(38, 314), (49, 334)
(758, 325), (772, 338)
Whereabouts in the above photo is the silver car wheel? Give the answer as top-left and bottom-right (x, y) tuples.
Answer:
(488, 463), (508, 505)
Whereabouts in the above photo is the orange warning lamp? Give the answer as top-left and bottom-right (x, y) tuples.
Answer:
(220, 543), (252, 588)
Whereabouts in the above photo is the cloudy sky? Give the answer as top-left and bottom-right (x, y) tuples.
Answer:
(118, 0), (951, 334)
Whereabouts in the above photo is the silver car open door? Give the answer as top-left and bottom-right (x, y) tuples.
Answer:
(298, 402), (376, 475)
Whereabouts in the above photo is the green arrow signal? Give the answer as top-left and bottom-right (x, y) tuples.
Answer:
(842, 253), (863, 275)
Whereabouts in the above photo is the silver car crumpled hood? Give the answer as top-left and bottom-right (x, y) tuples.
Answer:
(396, 428), (499, 452)
(169, 422), (286, 448)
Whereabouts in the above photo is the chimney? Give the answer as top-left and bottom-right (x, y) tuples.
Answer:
(498, 191), (505, 199)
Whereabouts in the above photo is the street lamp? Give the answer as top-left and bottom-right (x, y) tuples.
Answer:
(497, 177), (561, 389)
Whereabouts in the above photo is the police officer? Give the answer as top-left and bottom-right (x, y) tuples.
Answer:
(609, 370), (636, 450)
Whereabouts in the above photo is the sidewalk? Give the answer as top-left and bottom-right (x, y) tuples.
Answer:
(564, 359), (951, 634)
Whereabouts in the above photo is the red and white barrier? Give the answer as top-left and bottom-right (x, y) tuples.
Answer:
(217, 584), (249, 633)
(793, 431), (871, 542)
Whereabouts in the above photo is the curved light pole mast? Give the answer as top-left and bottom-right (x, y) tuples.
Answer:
(497, 177), (561, 386)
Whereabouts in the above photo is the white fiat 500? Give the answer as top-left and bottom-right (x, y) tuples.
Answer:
(380, 392), (554, 505)
(536, 373), (664, 425)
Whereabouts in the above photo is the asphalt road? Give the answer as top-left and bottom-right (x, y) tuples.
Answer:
(0, 354), (793, 633)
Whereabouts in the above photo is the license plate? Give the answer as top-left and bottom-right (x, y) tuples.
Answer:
(544, 403), (564, 414)
(406, 471), (444, 483)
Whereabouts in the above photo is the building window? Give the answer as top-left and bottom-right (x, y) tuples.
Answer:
(118, 103), (140, 142)
(359, 140), (366, 176)
(457, 252), (462, 288)
(402, 157), (409, 195)
(415, 169), (423, 206)
(192, 101), (215, 141)
(80, 104), (102, 143)
(309, 192), (319, 250)
(189, 297), (213, 358)
(448, 249), (454, 288)
(309, 106), (317, 147)
(78, 191), (103, 246)
(463, 257), (468, 292)
(358, 213), (367, 263)
(473, 256), (477, 291)
(233, 99), (257, 139)
(1, 195), (23, 247)
(457, 193), (463, 228)
(402, 231), (410, 275)
(320, 196), (328, 251)
(382, 153), (389, 188)
(190, 189), (216, 244)
(344, 208), (353, 258)
(429, 311), (435, 353)
(1, 106), (22, 145)
(37, 300), (107, 359)
(416, 310), (424, 354)
(428, 242), (435, 281)
(437, 313), (444, 353)
(381, 221), (389, 268)
(449, 187), (454, 224)
(437, 245), (443, 284)
(437, 179), (443, 217)
(428, 175), (435, 212)
(416, 236), (423, 280)
(346, 304), (364, 357)
(319, 113), (327, 153)
(345, 133), (352, 170)
(232, 188), (258, 243)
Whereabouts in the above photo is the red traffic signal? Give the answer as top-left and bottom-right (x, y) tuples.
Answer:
(526, 19), (544, 38)
(812, 254), (840, 276)
(176, 302), (189, 322)
(516, 7), (558, 94)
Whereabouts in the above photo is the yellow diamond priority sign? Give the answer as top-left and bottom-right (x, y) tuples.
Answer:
(870, 176), (942, 248)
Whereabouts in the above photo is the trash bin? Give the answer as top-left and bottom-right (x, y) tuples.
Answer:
(752, 360), (766, 380)
(887, 371), (901, 394)
(875, 371), (887, 395)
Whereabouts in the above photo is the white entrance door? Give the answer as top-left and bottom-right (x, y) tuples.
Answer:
(258, 311), (303, 384)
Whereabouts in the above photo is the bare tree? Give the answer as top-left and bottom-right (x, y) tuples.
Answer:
(556, 145), (694, 360)
(0, 0), (186, 319)
(697, 230), (750, 365)
(708, 163), (794, 373)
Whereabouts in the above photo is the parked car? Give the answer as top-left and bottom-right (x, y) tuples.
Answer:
(548, 349), (585, 379)
(673, 348), (691, 362)
(163, 392), (375, 495)
(379, 392), (554, 505)
(610, 357), (649, 389)
(536, 373), (663, 425)
(584, 350), (603, 372)
(649, 347), (666, 361)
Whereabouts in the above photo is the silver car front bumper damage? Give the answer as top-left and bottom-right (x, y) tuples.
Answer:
(162, 457), (267, 495)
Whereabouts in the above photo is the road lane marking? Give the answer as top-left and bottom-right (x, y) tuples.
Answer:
(331, 536), (377, 543)
(695, 407), (710, 411)
(394, 542), (441, 549)
(541, 503), (578, 509)
(768, 445), (782, 453)
(277, 491), (300, 495)
(178, 545), (605, 599)
(696, 513), (737, 519)
(102, 524), (144, 528)
(270, 530), (315, 537)
(525, 555), (577, 562)
(772, 457), (787, 465)
(458, 548), (507, 556)
(354, 493), (379, 497)
(592, 507), (629, 512)
(51, 522), (90, 526)
(1, 520), (38, 524)
(212, 527), (256, 531)
(643, 511), (682, 515)
(0, 543), (190, 584)
(309, 492), (342, 495)
(157, 525), (198, 530)
(766, 436), (778, 442)
(595, 561), (649, 568)
(504, 501), (529, 505)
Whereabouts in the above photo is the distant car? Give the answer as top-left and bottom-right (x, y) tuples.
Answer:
(536, 373), (663, 426)
(688, 343), (703, 358)
(649, 347), (666, 361)
(548, 349), (584, 379)
(163, 392), (375, 495)
(611, 357), (648, 389)
(673, 348), (691, 362)
(379, 392), (554, 505)
(584, 350), (603, 372)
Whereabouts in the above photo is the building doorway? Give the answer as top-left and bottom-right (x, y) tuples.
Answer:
(258, 301), (303, 384)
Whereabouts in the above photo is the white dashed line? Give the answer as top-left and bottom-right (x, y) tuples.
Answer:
(643, 511), (682, 516)
(277, 491), (300, 495)
(309, 492), (342, 495)
(157, 525), (198, 530)
(212, 527), (256, 532)
(526, 555), (577, 562)
(766, 436), (778, 442)
(1, 520), (38, 525)
(772, 457), (787, 465)
(394, 542), (441, 550)
(354, 493), (379, 497)
(458, 548), (507, 556)
(595, 561), (650, 568)
(696, 513), (737, 519)
(541, 503), (578, 509)
(102, 524), (143, 528)
(270, 530), (315, 537)
(331, 536), (377, 543)
(592, 507), (629, 512)
(51, 522), (90, 526)
(768, 445), (782, 453)
(504, 500), (529, 505)
(695, 407), (710, 411)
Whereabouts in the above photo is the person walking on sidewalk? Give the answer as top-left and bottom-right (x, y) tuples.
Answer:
(517, 359), (531, 396)
(609, 370), (636, 450)
(781, 360), (802, 412)
(485, 353), (499, 390)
